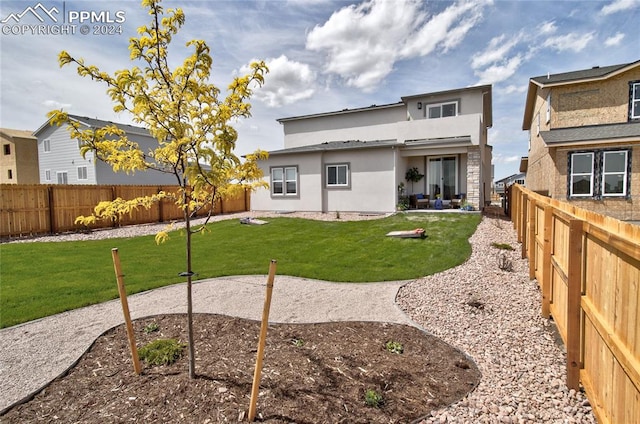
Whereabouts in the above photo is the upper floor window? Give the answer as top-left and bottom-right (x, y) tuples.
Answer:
(271, 166), (297, 196)
(546, 92), (551, 124)
(43, 139), (51, 152)
(568, 150), (630, 199)
(631, 81), (640, 120)
(3, 144), (10, 155)
(427, 101), (457, 119)
(326, 163), (349, 187)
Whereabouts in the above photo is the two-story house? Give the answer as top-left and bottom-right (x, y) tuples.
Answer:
(0, 128), (39, 184)
(251, 85), (493, 213)
(522, 60), (640, 222)
(33, 114), (176, 186)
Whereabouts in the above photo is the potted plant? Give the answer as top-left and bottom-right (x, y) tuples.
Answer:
(405, 167), (424, 192)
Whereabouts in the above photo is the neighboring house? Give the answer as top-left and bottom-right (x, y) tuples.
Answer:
(494, 172), (525, 197)
(0, 128), (40, 184)
(251, 85), (493, 213)
(522, 60), (640, 222)
(33, 114), (176, 185)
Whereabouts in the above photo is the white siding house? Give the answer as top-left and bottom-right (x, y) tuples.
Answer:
(252, 85), (493, 213)
(34, 115), (176, 185)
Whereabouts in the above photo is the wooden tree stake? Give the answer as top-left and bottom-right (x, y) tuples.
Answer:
(248, 260), (277, 422)
(111, 248), (142, 375)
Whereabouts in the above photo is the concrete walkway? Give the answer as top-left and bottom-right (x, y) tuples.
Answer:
(0, 275), (413, 412)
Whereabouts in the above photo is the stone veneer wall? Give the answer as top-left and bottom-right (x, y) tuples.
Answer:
(466, 146), (481, 209)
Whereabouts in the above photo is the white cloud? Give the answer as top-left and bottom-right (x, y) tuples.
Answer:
(471, 34), (521, 69)
(493, 154), (521, 164)
(604, 32), (625, 46)
(42, 100), (72, 110)
(305, 0), (490, 91)
(539, 21), (557, 35)
(542, 31), (595, 52)
(501, 84), (528, 95)
(600, 0), (640, 15)
(246, 55), (317, 107)
(474, 55), (523, 86)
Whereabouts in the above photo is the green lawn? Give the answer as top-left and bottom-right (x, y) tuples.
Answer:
(0, 213), (481, 328)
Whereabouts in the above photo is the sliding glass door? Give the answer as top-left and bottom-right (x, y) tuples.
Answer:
(428, 157), (456, 200)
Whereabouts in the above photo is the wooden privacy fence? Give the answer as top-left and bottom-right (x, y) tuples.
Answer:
(509, 184), (640, 424)
(0, 184), (250, 238)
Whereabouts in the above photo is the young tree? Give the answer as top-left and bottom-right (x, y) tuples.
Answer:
(48, 0), (269, 378)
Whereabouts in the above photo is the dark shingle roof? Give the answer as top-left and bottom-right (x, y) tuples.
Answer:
(540, 122), (640, 144)
(267, 139), (400, 155)
(531, 61), (639, 85)
(67, 114), (150, 137)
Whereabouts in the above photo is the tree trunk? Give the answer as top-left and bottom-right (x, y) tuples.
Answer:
(183, 188), (196, 379)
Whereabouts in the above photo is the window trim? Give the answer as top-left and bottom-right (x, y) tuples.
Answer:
(77, 166), (88, 181)
(602, 150), (628, 197)
(45, 169), (51, 181)
(569, 152), (594, 197)
(56, 171), (68, 184)
(426, 100), (458, 119)
(270, 165), (298, 197)
(546, 92), (551, 124)
(3, 144), (10, 155)
(568, 149), (631, 199)
(43, 139), (51, 152)
(630, 81), (640, 120)
(325, 163), (350, 188)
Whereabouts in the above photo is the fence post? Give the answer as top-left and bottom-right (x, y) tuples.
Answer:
(47, 185), (55, 234)
(528, 199), (537, 278)
(520, 194), (528, 258)
(566, 218), (584, 390)
(541, 206), (553, 319)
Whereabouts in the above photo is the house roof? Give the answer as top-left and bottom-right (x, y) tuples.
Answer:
(34, 114), (151, 137)
(267, 139), (401, 155)
(522, 59), (640, 129)
(539, 122), (640, 146)
(0, 128), (36, 140)
(277, 84), (493, 125)
(495, 172), (525, 185)
(277, 103), (404, 123)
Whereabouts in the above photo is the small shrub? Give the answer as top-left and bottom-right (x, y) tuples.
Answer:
(291, 337), (305, 347)
(139, 339), (186, 366)
(497, 253), (514, 272)
(364, 388), (384, 408)
(385, 340), (404, 354)
(491, 242), (514, 251)
(143, 322), (159, 334)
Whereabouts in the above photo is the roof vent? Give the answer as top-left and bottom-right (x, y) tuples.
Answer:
(592, 66), (600, 69)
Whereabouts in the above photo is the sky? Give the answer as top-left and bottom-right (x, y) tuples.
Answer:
(1, 0), (639, 181)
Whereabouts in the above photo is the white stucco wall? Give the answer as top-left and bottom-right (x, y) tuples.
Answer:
(251, 147), (398, 213)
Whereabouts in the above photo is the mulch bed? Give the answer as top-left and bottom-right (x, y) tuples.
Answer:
(2, 314), (480, 423)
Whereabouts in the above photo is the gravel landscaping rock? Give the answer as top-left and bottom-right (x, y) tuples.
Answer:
(1, 210), (597, 422)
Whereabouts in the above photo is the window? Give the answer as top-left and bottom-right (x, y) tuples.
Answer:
(326, 164), (349, 187)
(271, 166), (297, 196)
(45, 169), (51, 181)
(7, 169), (13, 179)
(3, 144), (10, 155)
(546, 92), (551, 123)
(568, 150), (630, 198)
(77, 166), (88, 180)
(57, 171), (68, 184)
(43, 139), (51, 152)
(427, 101), (457, 119)
(631, 81), (640, 120)
(570, 152), (594, 197)
(602, 151), (627, 196)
